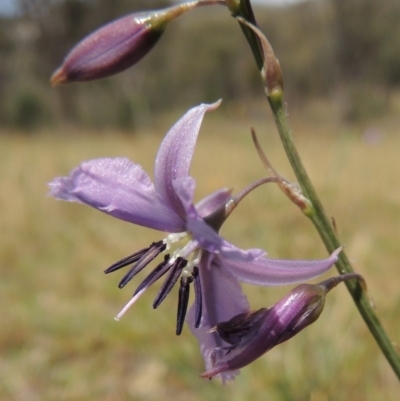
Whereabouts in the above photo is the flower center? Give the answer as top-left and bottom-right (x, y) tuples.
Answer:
(104, 230), (204, 335)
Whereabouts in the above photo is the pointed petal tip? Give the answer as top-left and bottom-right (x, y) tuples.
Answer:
(199, 371), (212, 380)
(331, 246), (343, 259)
(199, 366), (237, 382)
(47, 176), (72, 201)
(50, 67), (68, 86)
(208, 99), (222, 110)
(199, 366), (223, 380)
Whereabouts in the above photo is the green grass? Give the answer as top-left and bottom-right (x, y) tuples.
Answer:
(0, 110), (399, 400)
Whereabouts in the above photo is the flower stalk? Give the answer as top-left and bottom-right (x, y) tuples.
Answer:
(226, 0), (263, 70)
(233, 0), (400, 379)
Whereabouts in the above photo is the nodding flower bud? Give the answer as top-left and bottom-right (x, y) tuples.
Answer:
(201, 273), (365, 379)
(51, 1), (223, 85)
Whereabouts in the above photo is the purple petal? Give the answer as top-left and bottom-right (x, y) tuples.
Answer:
(220, 242), (266, 262)
(221, 246), (342, 286)
(195, 188), (233, 218)
(173, 176), (225, 252)
(187, 253), (249, 382)
(154, 101), (221, 218)
(48, 157), (185, 232)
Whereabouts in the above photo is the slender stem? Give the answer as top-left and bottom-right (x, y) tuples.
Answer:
(319, 273), (366, 294)
(204, 177), (280, 232)
(226, 0), (264, 69)
(233, 0), (400, 380)
(270, 92), (400, 379)
(233, 176), (280, 206)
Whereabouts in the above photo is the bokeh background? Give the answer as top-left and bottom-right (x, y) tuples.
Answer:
(1, 0), (399, 400)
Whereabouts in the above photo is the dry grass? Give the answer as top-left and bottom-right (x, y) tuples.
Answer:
(0, 108), (399, 401)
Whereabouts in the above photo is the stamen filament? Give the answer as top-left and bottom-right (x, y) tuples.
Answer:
(165, 232), (188, 250)
(115, 287), (146, 321)
(114, 256), (172, 320)
(185, 249), (202, 271)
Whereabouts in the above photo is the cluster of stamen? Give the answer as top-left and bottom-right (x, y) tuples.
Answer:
(104, 234), (203, 335)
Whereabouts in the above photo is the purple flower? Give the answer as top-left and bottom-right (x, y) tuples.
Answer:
(200, 274), (364, 380)
(49, 101), (341, 381)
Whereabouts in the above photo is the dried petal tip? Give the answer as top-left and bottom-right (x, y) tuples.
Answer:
(50, 67), (68, 86)
(50, 2), (207, 85)
(201, 272), (363, 379)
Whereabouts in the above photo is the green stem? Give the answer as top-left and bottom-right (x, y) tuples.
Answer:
(226, 0), (264, 69)
(232, 0), (400, 380)
(270, 93), (400, 380)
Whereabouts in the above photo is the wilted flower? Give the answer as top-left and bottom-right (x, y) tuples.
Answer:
(49, 101), (341, 381)
(200, 273), (365, 380)
(51, 0), (225, 84)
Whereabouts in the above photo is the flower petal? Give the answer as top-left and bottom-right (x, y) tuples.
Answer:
(195, 188), (233, 218)
(48, 157), (185, 232)
(220, 241), (266, 262)
(187, 253), (249, 382)
(154, 101), (221, 218)
(222, 247), (342, 286)
(173, 176), (225, 252)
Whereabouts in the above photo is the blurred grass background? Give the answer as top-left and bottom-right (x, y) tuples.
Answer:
(1, 0), (400, 399)
(1, 98), (399, 400)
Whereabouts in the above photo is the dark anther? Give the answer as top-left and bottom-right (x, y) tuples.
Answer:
(176, 275), (193, 335)
(192, 266), (202, 328)
(133, 255), (171, 296)
(153, 257), (187, 309)
(104, 247), (150, 273)
(105, 241), (166, 289)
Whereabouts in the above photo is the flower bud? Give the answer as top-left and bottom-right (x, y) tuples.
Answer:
(51, 2), (208, 85)
(201, 273), (365, 379)
(236, 17), (283, 97)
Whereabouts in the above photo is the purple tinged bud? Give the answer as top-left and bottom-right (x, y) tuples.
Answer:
(201, 273), (365, 379)
(51, 2), (208, 85)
